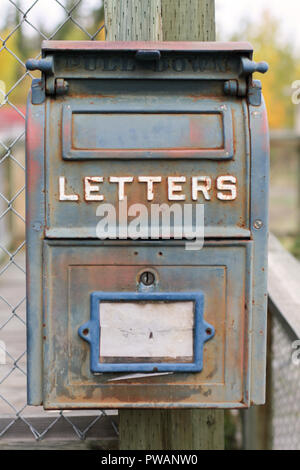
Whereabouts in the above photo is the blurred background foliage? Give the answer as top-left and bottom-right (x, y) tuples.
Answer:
(228, 10), (300, 130)
(0, 0), (105, 105)
(226, 10), (300, 257)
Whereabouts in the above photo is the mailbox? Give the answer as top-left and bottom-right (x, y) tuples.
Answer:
(26, 41), (269, 409)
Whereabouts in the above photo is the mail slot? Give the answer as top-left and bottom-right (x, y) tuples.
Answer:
(26, 41), (269, 409)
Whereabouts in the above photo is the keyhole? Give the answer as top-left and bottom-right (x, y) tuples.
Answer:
(140, 271), (155, 286)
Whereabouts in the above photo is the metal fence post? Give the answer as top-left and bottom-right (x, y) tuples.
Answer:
(104, 0), (224, 450)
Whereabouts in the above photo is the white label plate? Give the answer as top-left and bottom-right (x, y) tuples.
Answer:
(99, 301), (194, 362)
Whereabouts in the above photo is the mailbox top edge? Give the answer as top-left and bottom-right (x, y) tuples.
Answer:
(41, 40), (253, 54)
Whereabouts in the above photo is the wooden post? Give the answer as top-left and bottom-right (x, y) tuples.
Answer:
(104, 0), (163, 41)
(104, 0), (224, 451)
(119, 409), (224, 450)
(161, 0), (216, 41)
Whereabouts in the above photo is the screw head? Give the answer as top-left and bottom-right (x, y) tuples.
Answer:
(254, 219), (263, 230)
(33, 222), (42, 232)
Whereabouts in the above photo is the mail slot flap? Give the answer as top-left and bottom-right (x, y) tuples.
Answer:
(62, 101), (233, 160)
(42, 41), (253, 82)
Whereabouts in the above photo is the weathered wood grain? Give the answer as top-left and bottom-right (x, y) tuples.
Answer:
(161, 0), (216, 41)
(104, 0), (163, 41)
(268, 233), (300, 339)
(119, 409), (224, 450)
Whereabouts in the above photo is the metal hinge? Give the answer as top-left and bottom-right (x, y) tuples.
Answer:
(26, 56), (69, 103)
(224, 57), (269, 106)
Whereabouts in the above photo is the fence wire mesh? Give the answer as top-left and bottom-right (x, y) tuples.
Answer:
(270, 315), (300, 450)
(0, 0), (119, 445)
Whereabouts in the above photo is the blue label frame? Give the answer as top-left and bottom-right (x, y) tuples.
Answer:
(78, 292), (215, 373)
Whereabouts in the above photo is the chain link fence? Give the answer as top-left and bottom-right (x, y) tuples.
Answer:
(1, 0), (300, 450)
(0, 0), (120, 447)
(270, 314), (300, 450)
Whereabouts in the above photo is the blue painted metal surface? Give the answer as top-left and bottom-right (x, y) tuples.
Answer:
(25, 92), (45, 405)
(61, 102), (234, 160)
(25, 41), (269, 409)
(42, 239), (253, 409)
(45, 90), (250, 240)
(78, 291), (214, 373)
(249, 96), (270, 405)
(26, 56), (54, 75)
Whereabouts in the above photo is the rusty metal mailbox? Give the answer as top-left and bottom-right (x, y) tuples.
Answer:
(26, 41), (269, 409)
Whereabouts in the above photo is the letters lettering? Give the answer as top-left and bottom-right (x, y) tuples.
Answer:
(59, 176), (238, 203)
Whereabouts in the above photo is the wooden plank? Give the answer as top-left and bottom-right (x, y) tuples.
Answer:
(0, 440), (118, 450)
(268, 233), (300, 339)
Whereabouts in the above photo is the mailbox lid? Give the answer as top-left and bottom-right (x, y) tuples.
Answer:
(41, 240), (253, 409)
(41, 40), (253, 82)
(42, 40), (253, 51)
